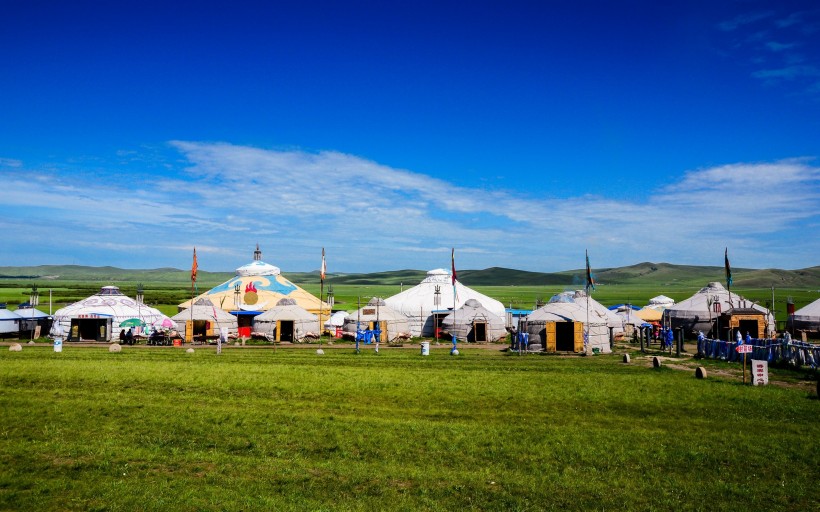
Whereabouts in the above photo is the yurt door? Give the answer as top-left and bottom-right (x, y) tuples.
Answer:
(555, 322), (575, 351)
(573, 322), (585, 352)
(545, 322), (557, 352)
(472, 321), (487, 342)
(279, 320), (295, 342)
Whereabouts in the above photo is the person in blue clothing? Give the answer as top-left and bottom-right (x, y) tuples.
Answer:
(665, 327), (674, 352)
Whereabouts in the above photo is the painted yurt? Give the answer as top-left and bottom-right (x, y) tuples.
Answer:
(439, 299), (507, 342)
(253, 298), (320, 342)
(178, 245), (328, 320)
(14, 304), (53, 338)
(52, 286), (170, 341)
(787, 297), (820, 334)
(171, 298), (238, 341)
(384, 268), (506, 337)
(645, 295), (676, 311)
(0, 304), (22, 336)
(523, 294), (611, 354)
(342, 298), (411, 342)
(663, 282), (774, 338)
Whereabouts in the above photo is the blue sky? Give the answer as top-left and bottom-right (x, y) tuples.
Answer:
(1, 0), (818, 273)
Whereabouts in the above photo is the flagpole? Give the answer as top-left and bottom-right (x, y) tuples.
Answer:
(190, 247), (197, 345)
(451, 248), (458, 355)
(319, 248), (326, 348)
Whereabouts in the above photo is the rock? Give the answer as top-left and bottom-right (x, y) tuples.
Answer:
(109, 343), (122, 353)
(9, 343), (22, 352)
(622, 354), (631, 363)
(451, 349), (459, 356)
(186, 348), (195, 354)
(695, 367), (707, 379)
(316, 349), (325, 355)
(652, 356), (661, 368)
(27, 340), (35, 345)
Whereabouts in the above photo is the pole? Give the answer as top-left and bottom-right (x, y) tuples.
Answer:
(355, 296), (361, 353)
(319, 278), (324, 348)
(743, 352), (747, 385)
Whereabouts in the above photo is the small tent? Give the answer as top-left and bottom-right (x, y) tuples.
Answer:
(14, 304), (52, 338)
(787, 297), (820, 334)
(342, 298), (411, 342)
(439, 299), (507, 342)
(663, 282), (774, 338)
(253, 298), (320, 342)
(645, 295), (675, 311)
(524, 294), (611, 354)
(384, 269), (506, 337)
(0, 304), (22, 336)
(324, 310), (348, 330)
(171, 298), (238, 341)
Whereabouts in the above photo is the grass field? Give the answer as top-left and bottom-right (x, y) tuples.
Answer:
(1, 345), (817, 511)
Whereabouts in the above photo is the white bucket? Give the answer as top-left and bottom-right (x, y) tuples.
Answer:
(421, 341), (430, 356)
(53, 338), (63, 353)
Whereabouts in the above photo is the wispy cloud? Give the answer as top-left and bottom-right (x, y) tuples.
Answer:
(718, 11), (774, 32)
(1, 143), (817, 272)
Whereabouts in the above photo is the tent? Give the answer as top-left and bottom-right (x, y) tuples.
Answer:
(555, 290), (624, 334)
(171, 298), (238, 341)
(253, 298), (319, 342)
(324, 310), (348, 330)
(384, 268), (506, 337)
(342, 298), (411, 342)
(14, 304), (53, 338)
(662, 282), (774, 338)
(523, 294), (611, 354)
(52, 286), (170, 341)
(645, 295), (675, 311)
(439, 299), (507, 342)
(0, 304), (22, 335)
(788, 297), (820, 333)
(178, 245), (328, 321)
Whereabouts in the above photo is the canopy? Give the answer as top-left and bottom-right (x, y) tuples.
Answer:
(52, 286), (170, 337)
(384, 268), (506, 336)
(439, 299), (507, 342)
(324, 310), (348, 329)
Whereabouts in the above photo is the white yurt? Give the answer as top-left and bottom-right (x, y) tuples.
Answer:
(171, 298), (238, 341)
(663, 282), (774, 338)
(384, 268), (506, 337)
(439, 299), (507, 342)
(788, 297), (820, 333)
(253, 298), (320, 342)
(52, 286), (170, 341)
(524, 294), (611, 354)
(558, 290), (624, 335)
(646, 295), (676, 311)
(0, 304), (22, 335)
(342, 298), (411, 342)
(324, 310), (348, 331)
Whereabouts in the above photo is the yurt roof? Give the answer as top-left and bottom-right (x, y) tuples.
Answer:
(794, 297), (820, 318)
(254, 302), (317, 322)
(384, 268), (505, 318)
(649, 295), (675, 305)
(527, 298), (611, 324)
(345, 299), (409, 322)
(0, 306), (22, 321)
(325, 311), (348, 327)
(666, 282), (769, 316)
(552, 290), (623, 328)
(53, 286), (168, 326)
(171, 299), (237, 322)
(441, 299), (504, 325)
(179, 246), (326, 313)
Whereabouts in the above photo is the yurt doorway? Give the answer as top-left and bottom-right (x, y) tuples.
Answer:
(278, 320), (294, 342)
(737, 319), (760, 339)
(69, 317), (112, 342)
(555, 322), (575, 351)
(470, 321), (487, 342)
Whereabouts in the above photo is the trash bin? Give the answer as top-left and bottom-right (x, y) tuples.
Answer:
(53, 337), (63, 353)
(421, 341), (430, 356)
(335, 327), (343, 338)
(173, 339), (182, 347)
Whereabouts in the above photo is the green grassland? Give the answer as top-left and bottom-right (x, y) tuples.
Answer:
(1, 346), (817, 511)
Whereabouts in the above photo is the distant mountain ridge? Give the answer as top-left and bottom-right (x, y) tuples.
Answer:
(0, 262), (818, 288)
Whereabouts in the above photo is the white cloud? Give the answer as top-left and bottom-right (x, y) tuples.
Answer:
(1, 145), (818, 272)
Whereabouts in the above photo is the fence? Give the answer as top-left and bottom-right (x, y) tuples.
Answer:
(696, 335), (819, 370)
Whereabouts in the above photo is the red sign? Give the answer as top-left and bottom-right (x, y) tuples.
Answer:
(736, 344), (753, 353)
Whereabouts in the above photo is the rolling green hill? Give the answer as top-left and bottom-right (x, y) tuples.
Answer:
(1, 263), (818, 289)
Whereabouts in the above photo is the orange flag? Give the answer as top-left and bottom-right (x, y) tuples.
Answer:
(191, 247), (198, 283)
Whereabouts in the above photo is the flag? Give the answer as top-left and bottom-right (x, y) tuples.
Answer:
(320, 247), (326, 282)
(451, 248), (457, 285)
(724, 247), (732, 288)
(191, 247), (198, 283)
(585, 250), (595, 291)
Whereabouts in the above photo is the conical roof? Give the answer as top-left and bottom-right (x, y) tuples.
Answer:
(179, 246), (327, 315)
(13, 306), (50, 319)
(440, 299), (506, 341)
(664, 282), (773, 335)
(790, 297), (820, 332)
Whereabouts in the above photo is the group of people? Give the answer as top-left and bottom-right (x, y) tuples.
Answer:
(118, 328), (135, 345)
(117, 327), (171, 345)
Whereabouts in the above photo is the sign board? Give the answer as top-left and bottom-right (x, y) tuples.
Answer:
(736, 344), (753, 353)
(362, 308), (376, 316)
(752, 359), (768, 386)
